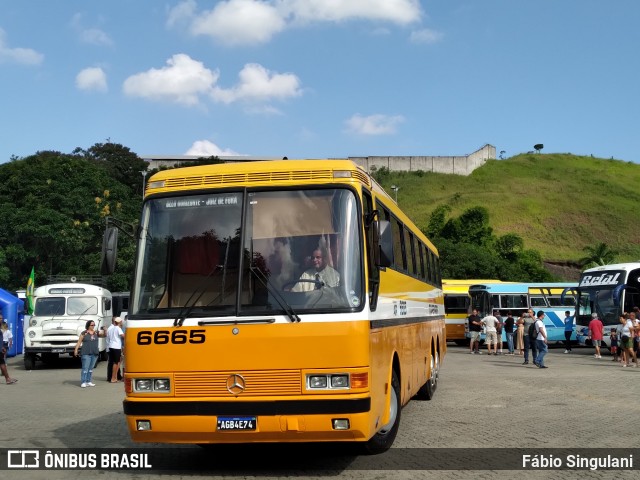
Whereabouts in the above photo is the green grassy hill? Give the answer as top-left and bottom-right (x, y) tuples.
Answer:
(377, 153), (640, 264)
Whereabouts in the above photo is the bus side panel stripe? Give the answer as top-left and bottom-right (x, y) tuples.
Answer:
(370, 315), (444, 329)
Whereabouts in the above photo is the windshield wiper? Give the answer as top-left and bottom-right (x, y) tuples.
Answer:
(173, 237), (231, 327)
(172, 265), (222, 327)
(247, 256), (301, 323)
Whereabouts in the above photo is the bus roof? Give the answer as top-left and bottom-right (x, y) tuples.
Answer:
(469, 282), (576, 294)
(33, 283), (111, 296)
(582, 262), (640, 274)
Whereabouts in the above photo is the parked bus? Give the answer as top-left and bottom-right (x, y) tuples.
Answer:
(23, 283), (113, 369)
(442, 279), (501, 345)
(102, 159), (446, 453)
(575, 262), (640, 349)
(467, 282), (578, 344)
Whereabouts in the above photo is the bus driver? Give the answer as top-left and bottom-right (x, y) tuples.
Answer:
(291, 248), (340, 292)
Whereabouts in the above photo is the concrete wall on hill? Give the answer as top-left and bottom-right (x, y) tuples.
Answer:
(349, 144), (495, 176)
(143, 144), (495, 176)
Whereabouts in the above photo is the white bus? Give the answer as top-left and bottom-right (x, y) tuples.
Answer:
(575, 263), (640, 348)
(23, 283), (113, 369)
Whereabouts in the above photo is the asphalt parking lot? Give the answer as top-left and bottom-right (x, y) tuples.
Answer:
(1, 343), (639, 479)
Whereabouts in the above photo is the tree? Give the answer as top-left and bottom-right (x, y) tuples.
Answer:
(579, 242), (618, 268)
(494, 233), (524, 262)
(425, 204), (556, 282)
(78, 142), (149, 196)
(0, 150), (136, 291)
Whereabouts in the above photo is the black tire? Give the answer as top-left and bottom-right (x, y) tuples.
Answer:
(24, 354), (36, 370)
(417, 346), (439, 400)
(454, 339), (469, 346)
(363, 368), (401, 454)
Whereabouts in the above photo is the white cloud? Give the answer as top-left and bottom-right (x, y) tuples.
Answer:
(190, 0), (286, 46)
(170, 0), (423, 45)
(122, 54), (219, 106)
(212, 63), (302, 104)
(76, 67), (108, 92)
(123, 56), (301, 108)
(80, 28), (114, 46)
(70, 13), (113, 46)
(410, 28), (443, 44)
(185, 140), (242, 156)
(345, 113), (405, 135)
(0, 28), (44, 65)
(166, 0), (197, 28)
(280, 0), (422, 25)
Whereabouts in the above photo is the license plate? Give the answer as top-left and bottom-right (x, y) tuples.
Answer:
(51, 349), (65, 353)
(216, 416), (256, 431)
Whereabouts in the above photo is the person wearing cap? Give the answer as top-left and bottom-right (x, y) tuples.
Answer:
(533, 310), (549, 368)
(106, 316), (125, 383)
(588, 312), (604, 359)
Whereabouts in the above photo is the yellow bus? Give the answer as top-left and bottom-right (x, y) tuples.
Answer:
(442, 279), (502, 345)
(103, 159), (445, 454)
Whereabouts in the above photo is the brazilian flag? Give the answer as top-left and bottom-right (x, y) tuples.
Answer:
(26, 267), (35, 314)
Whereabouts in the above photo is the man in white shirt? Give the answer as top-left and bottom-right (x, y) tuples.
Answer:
(533, 311), (548, 369)
(106, 317), (125, 383)
(291, 248), (340, 292)
(481, 312), (500, 355)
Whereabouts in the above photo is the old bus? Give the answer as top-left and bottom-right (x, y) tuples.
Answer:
(103, 159), (446, 453)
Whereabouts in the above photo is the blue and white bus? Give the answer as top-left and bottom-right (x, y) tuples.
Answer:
(575, 262), (640, 349)
(467, 282), (578, 344)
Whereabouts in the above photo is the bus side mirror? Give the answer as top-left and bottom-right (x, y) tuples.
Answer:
(376, 220), (393, 268)
(101, 227), (119, 275)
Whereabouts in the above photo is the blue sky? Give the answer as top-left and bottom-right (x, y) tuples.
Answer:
(1, 0), (639, 163)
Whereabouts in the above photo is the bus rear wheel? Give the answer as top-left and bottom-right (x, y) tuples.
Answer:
(417, 347), (439, 400)
(363, 368), (401, 455)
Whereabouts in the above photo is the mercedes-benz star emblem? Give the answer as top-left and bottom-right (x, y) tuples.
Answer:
(226, 374), (246, 395)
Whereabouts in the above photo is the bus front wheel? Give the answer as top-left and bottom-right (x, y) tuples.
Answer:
(363, 368), (401, 455)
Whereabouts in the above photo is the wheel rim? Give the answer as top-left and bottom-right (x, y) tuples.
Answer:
(429, 349), (439, 387)
(379, 380), (398, 434)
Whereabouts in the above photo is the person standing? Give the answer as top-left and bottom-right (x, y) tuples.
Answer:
(588, 312), (604, 359)
(521, 312), (536, 365)
(1, 320), (13, 358)
(515, 314), (525, 355)
(73, 320), (105, 388)
(481, 311), (500, 355)
(534, 310), (549, 368)
(563, 310), (574, 353)
(620, 314), (637, 367)
(468, 309), (483, 354)
(495, 310), (504, 355)
(106, 317), (125, 383)
(504, 311), (515, 355)
(0, 342), (17, 384)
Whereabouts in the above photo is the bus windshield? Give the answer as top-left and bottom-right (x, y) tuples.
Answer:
(131, 188), (363, 318)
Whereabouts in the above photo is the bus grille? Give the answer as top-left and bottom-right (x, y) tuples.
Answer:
(173, 370), (302, 397)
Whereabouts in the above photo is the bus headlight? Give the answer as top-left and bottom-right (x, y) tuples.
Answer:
(30, 318), (37, 327)
(28, 331), (35, 338)
(308, 376), (328, 388)
(133, 378), (171, 393)
(331, 375), (349, 388)
(306, 374), (350, 390)
(135, 379), (153, 391)
(154, 379), (170, 391)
